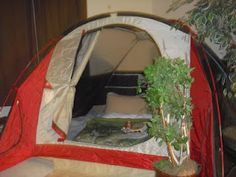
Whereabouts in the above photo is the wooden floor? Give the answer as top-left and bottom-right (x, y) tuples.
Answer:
(51, 158), (155, 177)
(0, 157), (155, 177)
(46, 170), (92, 177)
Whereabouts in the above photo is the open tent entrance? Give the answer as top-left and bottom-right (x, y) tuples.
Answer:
(68, 26), (161, 147)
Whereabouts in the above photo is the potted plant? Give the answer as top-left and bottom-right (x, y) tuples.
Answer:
(138, 56), (200, 177)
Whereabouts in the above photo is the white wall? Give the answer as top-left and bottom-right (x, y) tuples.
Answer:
(151, 0), (196, 19)
(87, 0), (195, 19)
(87, 0), (153, 18)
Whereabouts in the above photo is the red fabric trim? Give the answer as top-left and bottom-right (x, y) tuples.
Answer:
(33, 144), (166, 170)
(190, 38), (214, 177)
(52, 121), (66, 142)
(44, 80), (53, 89)
(200, 45), (224, 177)
(82, 29), (86, 36)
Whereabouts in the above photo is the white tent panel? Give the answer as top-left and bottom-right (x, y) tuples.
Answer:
(37, 31), (101, 143)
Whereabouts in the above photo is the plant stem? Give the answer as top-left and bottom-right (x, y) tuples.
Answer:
(182, 121), (190, 155)
(180, 87), (190, 156)
(159, 104), (179, 166)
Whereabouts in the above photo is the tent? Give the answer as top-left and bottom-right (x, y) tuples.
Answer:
(0, 12), (224, 177)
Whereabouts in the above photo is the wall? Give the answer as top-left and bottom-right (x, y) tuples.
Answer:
(87, 0), (153, 17)
(0, 0), (86, 105)
(87, 0), (195, 19)
(151, 0), (195, 19)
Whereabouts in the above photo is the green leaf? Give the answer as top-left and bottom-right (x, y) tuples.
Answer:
(168, 0), (236, 98)
(173, 142), (181, 151)
(147, 122), (152, 128)
(158, 140), (163, 146)
(179, 136), (188, 144)
(137, 55), (194, 163)
(154, 160), (171, 170)
(166, 126), (177, 142)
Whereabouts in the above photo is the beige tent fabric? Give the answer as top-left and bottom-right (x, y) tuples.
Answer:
(37, 31), (100, 143)
(0, 158), (54, 177)
(46, 168), (154, 177)
(46, 170), (92, 177)
(37, 85), (75, 143)
(0, 157), (154, 177)
(71, 31), (101, 85)
(116, 40), (158, 71)
(37, 31), (84, 143)
(48, 158), (155, 177)
(89, 28), (159, 75)
(47, 37), (81, 85)
(89, 28), (137, 75)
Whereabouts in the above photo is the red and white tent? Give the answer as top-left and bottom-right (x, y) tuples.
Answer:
(0, 12), (224, 177)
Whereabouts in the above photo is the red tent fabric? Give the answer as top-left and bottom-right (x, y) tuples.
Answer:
(0, 50), (53, 171)
(190, 40), (214, 177)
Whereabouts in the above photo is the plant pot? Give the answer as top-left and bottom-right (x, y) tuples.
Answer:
(154, 159), (201, 177)
(154, 167), (199, 177)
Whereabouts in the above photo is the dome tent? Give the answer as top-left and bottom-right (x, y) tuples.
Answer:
(0, 12), (223, 177)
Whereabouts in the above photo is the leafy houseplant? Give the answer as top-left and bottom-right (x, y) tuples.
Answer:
(169, 0), (236, 98)
(138, 56), (199, 176)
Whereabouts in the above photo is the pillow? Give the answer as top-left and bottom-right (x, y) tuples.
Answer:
(105, 93), (148, 114)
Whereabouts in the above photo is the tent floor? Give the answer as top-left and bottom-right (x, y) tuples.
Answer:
(0, 157), (155, 177)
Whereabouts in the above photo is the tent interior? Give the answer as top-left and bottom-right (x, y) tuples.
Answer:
(67, 26), (161, 147)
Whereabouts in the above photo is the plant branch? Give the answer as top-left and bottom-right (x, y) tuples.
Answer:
(159, 104), (179, 166)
